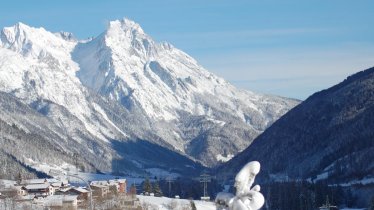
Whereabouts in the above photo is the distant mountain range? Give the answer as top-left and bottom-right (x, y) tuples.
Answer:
(219, 67), (374, 185)
(0, 18), (298, 178)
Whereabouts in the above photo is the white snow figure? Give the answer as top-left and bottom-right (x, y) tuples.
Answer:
(215, 161), (265, 210)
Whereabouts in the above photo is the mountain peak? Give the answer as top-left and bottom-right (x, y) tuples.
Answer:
(14, 22), (30, 30)
(1, 21), (76, 59)
(107, 18), (145, 35)
(1, 22), (33, 50)
(55, 31), (76, 41)
(0, 19), (299, 170)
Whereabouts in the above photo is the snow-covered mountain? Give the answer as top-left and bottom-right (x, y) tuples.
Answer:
(218, 67), (374, 185)
(0, 18), (298, 176)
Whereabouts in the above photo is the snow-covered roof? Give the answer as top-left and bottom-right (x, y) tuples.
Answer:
(0, 179), (16, 187)
(71, 187), (89, 193)
(13, 186), (23, 190)
(24, 183), (50, 190)
(108, 181), (118, 186)
(21, 179), (47, 185)
(113, 178), (126, 183)
(51, 182), (62, 187)
(21, 178), (60, 185)
(90, 180), (108, 186)
(90, 179), (126, 186)
(46, 178), (60, 183)
(57, 187), (72, 192)
(109, 179), (126, 184)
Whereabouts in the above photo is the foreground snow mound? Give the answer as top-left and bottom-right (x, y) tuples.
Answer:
(216, 161), (264, 210)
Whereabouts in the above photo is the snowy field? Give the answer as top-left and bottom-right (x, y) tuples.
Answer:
(138, 195), (216, 210)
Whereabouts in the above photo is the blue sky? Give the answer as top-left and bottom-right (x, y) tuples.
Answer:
(1, 0), (373, 99)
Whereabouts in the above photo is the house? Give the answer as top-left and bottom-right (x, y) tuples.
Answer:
(91, 184), (109, 198)
(69, 187), (89, 200)
(90, 179), (127, 195)
(54, 186), (72, 195)
(109, 179), (127, 194)
(0, 186), (26, 197)
(91, 179), (127, 195)
(23, 183), (54, 197)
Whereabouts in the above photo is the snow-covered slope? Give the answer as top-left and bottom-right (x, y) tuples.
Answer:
(73, 18), (299, 165)
(75, 19), (293, 124)
(218, 67), (374, 184)
(0, 18), (298, 175)
(138, 195), (216, 210)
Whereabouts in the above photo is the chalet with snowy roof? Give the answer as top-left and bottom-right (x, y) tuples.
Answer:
(54, 186), (72, 194)
(69, 187), (89, 200)
(23, 183), (54, 197)
(50, 182), (64, 192)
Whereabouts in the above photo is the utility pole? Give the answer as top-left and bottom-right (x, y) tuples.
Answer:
(199, 173), (211, 200)
(166, 176), (174, 198)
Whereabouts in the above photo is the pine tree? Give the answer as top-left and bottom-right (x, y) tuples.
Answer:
(143, 177), (152, 194)
(17, 172), (22, 184)
(153, 182), (163, 197)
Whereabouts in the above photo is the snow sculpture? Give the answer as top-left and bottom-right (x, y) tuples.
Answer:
(215, 161), (264, 210)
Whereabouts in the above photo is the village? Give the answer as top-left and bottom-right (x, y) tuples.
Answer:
(0, 174), (143, 210)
